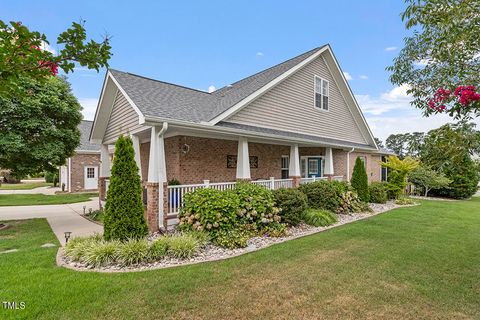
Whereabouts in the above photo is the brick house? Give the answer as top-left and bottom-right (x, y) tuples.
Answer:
(59, 120), (101, 192)
(90, 45), (390, 232)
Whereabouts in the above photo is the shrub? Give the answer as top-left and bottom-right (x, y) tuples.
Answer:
(44, 171), (58, 186)
(117, 238), (149, 265)
(233, 182), (281, 227)
(299, 180), (348, 212)
(65, 234), (102, 262)
(258, 223), (288, 237)
(167, 235), (200, 259)
(213, 228), (251, 249)
(337, 191), (371, 214)
(84, 240), (120, 267)
(351, 157), (370, 202)
(179, 188), (240, 233)
(303, 209), (337, 227)
(148, 237), (170, 260)
(273, 188), (308, 226)
(104, 135), (148, 241)
(369, 182), (388, 204)
(380, 156), (420, 199)
(395, 197), (416, 205)
(183, 231), (210, 247)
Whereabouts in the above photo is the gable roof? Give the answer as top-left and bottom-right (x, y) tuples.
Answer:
(78, 120), (101, 152)
(107, 46), (326, 124)
(93, 45), (377, 149)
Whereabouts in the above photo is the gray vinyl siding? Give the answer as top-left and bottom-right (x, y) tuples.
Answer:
(103, 90), (143, 143)
(226, 54), (368, 145)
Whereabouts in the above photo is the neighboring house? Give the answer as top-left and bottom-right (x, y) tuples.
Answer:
(59, 120), (101, 192)
(90, 44), (390, 231)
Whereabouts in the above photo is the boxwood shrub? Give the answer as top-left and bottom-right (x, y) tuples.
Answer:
(273, 188), (308, 226)
(299, 180), (348, 212)
(369, 182), (388, 204)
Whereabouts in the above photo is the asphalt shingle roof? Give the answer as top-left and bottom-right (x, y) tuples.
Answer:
(108, 46), (326, 123)
(78, 120), (101, 151)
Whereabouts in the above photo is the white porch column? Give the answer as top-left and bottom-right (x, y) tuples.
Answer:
(289, 144), (301, 177)
(147, 126), (167, 231)
(100, 144), (111, 177)
(324, 147), (334, 176)
(130, 134), (142, 180)
(236, 137), (251, 180)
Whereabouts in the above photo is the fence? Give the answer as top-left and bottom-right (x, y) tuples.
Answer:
(167, 178), (293, 214)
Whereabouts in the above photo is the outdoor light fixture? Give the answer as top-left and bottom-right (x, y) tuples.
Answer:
(64, 231), (72, 243)
(83, 206), (86, 214)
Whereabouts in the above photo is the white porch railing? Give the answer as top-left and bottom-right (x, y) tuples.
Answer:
(167, 178), (293, 214)
(299, 176), (328, 184)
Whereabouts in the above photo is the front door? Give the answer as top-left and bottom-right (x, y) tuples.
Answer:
(307, 157), (322, 178)
(84, 166), (98, 190)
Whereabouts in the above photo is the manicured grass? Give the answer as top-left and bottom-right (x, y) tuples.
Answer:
(0, 182), (52, 190)
(1, 198), (480, 319)
(0, 193), (98, 206)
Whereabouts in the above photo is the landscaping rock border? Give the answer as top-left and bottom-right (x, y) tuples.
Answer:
(57, 201), (414, 273)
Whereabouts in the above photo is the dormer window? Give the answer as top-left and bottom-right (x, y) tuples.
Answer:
(314, 76), (329, 111)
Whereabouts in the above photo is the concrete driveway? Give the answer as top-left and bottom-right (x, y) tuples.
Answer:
(0, 186), (61, 195)
(0, 198), (103, 245)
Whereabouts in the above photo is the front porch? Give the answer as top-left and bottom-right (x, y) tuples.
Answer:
(99, 126), (375, 232)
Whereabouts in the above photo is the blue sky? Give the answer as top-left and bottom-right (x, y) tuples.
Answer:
(3, 0), (471, 140)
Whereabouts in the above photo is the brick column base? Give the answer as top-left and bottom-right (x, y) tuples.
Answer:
(99, 177), (108, 201)
(146, 182), (160, 233)
(162, 182), (168, 230)
(290, 176), (301, 188)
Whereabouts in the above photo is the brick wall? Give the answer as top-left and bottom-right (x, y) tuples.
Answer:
(69, 153), (101, 192)
(138, 135), (382, 184)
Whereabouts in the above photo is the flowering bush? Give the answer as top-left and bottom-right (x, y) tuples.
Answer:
(179, 188), (239, 232)
(428, 86), (480, 115)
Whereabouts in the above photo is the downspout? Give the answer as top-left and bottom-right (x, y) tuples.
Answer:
(346, 148), (355, 182)
(157, 122), (168, 231)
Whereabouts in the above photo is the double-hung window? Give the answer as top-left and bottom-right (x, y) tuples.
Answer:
(281, 156), (289, 179)
(314, 76), (329, 111)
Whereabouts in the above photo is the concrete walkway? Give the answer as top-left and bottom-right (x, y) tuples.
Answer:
(0, 186), (61, 195)
(0, 198), (102, 245)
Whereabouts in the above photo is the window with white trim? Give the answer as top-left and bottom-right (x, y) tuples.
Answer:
(86, 167), (95, 179)
(281, 156), (289, 179)
(314, 76), (329, 111)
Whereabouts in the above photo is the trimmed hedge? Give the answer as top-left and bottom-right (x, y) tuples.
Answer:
(299, 180), (348, 212)
(369, 182), (388, 204)
(273, 188), (308, 226)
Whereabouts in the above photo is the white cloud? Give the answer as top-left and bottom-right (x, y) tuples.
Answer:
(343, 72), (353, 81)
(79, 98), (98, 120)
(40, 41), (56, 54)
(359, 75), (368, 80)
(256, 52), (264, 56)
(208, 85), (216, 93)
(357, 85), (480, 140)
(385, 46), (397, 52)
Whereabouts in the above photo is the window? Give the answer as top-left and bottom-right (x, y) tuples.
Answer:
(308, 159), (319, 175)
(281, 156), (289, 179)
(314, 76), (329, 111)
(86, 167), (95, 179)
(381, 156), (388, 181)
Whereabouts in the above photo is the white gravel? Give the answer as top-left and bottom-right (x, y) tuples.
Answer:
(58, 200), (408, 273)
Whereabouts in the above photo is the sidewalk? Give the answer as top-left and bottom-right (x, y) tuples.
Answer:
(0, 198), (102, 245)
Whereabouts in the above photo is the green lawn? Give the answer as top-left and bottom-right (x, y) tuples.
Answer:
(1, 198), (479, 319)
(0, 193), (98, 206)
(0, 182), (52, 190)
